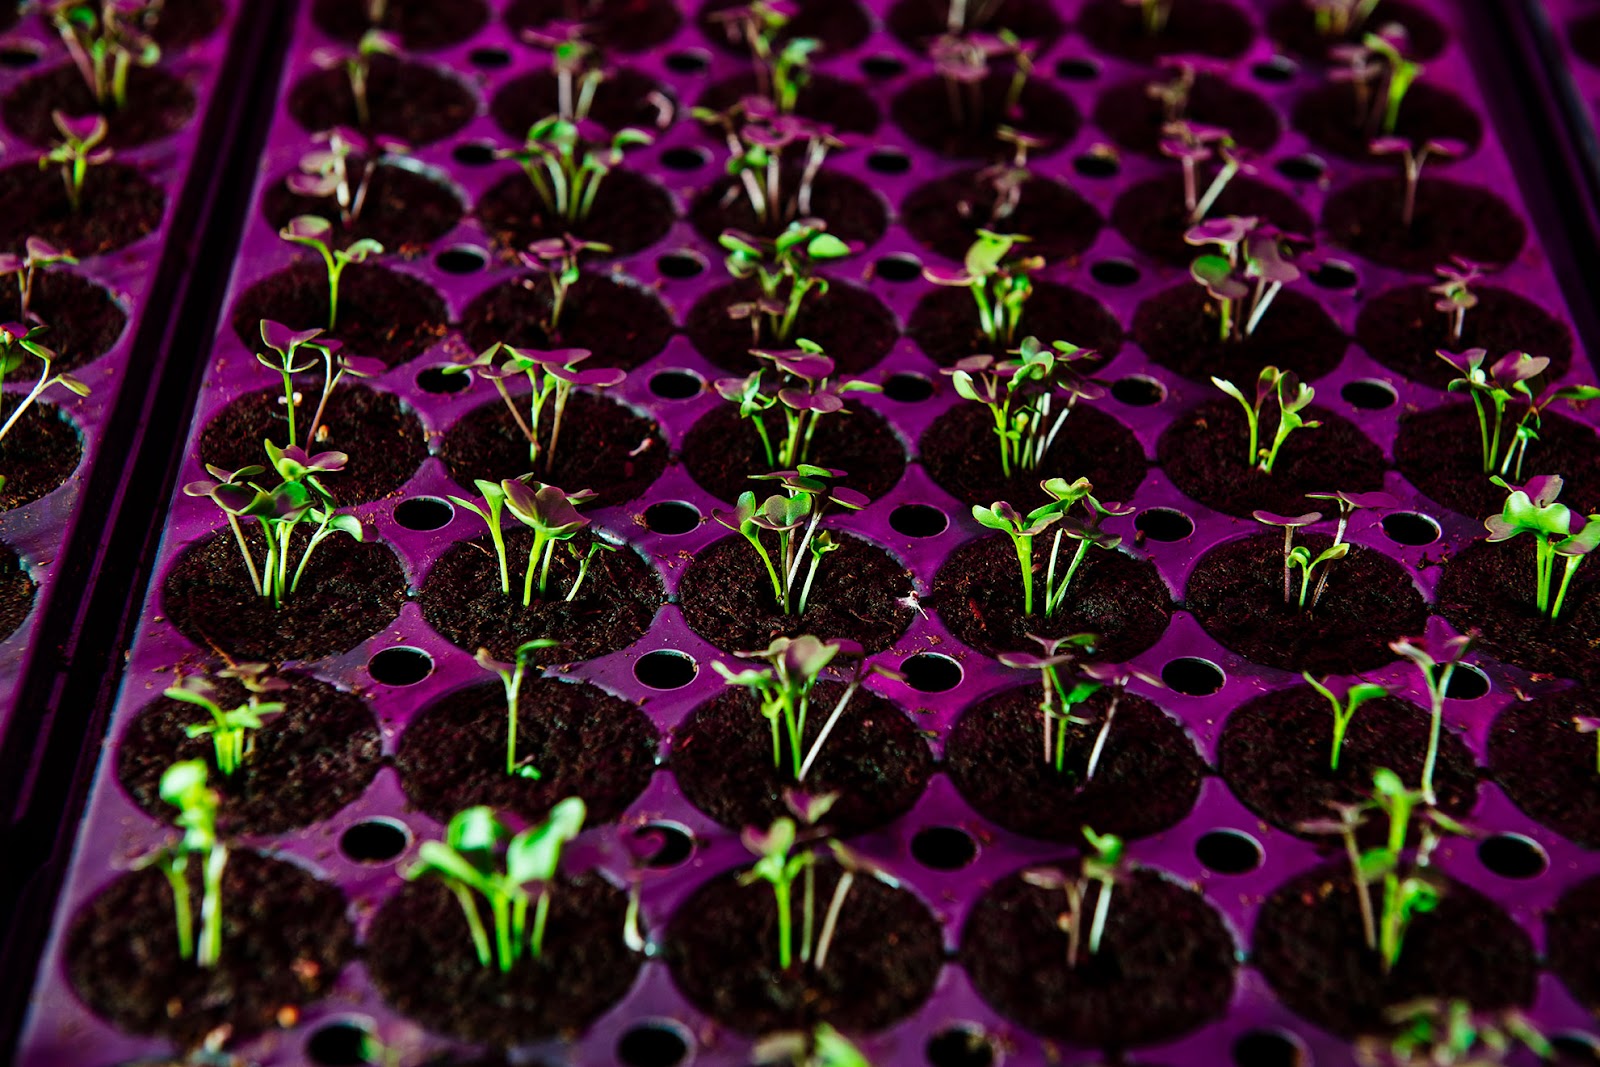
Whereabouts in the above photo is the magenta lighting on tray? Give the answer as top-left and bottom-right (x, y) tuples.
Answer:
(4, 0), (1600, 1065)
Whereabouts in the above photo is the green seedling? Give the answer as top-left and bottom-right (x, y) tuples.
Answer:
(522, 20), (604, 124)
(929, 29), (1033, 132)
(0, 237), (77, 320)
(1310, 0), (1382, 38)
(720, 222), (852, 345)
(693, 99), (851, 227)
(714, 340), (880, 472)
(753, 1024), (873, 1067)
(499, 116), (653, 226)
(1021, 826), (1127, 967)
(923, 230), (1044, 348)
(1429, 257), (1484, 347)
(1438, 347), (1600, 479)
(1304, 672), (1388, 771)
(522, 234), (612, 333)
(255, 320), (385, 451)
(1252, 507), (1350, 612)
(706, 0), (796, 102)
(740, 815), (809, 969)
(1370, 137), (1464, 229)
(713, 466), (868, 614)
(448, 343), (625, 472)
(1147, 59), (1198, 125)
(43, 111), (112, 214)
(474, 640), (560, 779)
(1575, 716), (1600, 776)
(135, 760), (226, 967)
(1159, 120), (1250, 223)
(974, 477), (1132, 617)
(1187, 216), (1303, 341)
(1369, 998), (1553, 1067)
(1081, 660), (1165, 782)
(405, 799), (586, 972)
(0, 323), (89, 494)
(502, 478), (599, 605)
(342, 29), (397, 129)
(1299, 799), (1379, 951)
(278, 215), (382, 330)
(998, 632), (1100, 772)
(288, 126), (410, 226)
(448, 479), (512, 594)
(1253, 510), (1323, 607)
(974, 126), (1047, 228)
(1303, 490), (1397, 608)
(1333, 27), (1422, 137)
(1120, 0), (1173, 34)
(1484, 474), (1600, 621)
(1213, 366), (1319, 474)
(942, 335), (1104, 479)
(1390, 631), (1476, 805)
(164, 667), (288, 777)
(47, 0), (160, 110)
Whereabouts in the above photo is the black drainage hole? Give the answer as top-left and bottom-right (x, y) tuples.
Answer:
(912, 826), (977, 870)
(1074, 151), (1120, 179)
(1252, 56), (1297, 83)
(891, 503), (948, 538)
(644, 500), (701, 534)
(1430, 662), (1489, 701)
(1111, 375), (1166, 406)
(877, 253), (922, 282)
(307, 1021), (376, 1066)
(340, 819), (411, 864)
(1552, 1033), (1600, 1063)
(927, 1025), (997, 1067)
(1090, 259), (1140, 286)
(393, 496), (454, 531)
(1382, 511), (1440, 546)
(883, 372), (934, 402)
(657, 250), (705, 278)
(635, 650), (697, 689)
(1310, 261), (1359, 290)
(435, 245), (487, 274)
(617, 1021), (691, 1067)
(868, 148), (911, 174)
(0, 45), (40, 68)
(1342, 378), (1397, 410)
(649, 369), (704, 399)
(1135, 507), (1193, 542)
(1275, 153), (1326, 183)
(368, 647), (433, 686)
(451, 139), (497, 167)
(634, 821), (695, 867)
(661, 145), (710, 171)
(902, 653), (962, 692)
(665, 49), (710, 74)
(861, 53), (906, 79)
(468, 46), (511, 68)
(416, 365), (471, 393)
(1196, 829), (1263, 874)
(1478, 833), (1547, 879)
(1163, 657), (1224, 696)
(1233, 1029), (1303, 1067)
(1055, 57), (1099, 81)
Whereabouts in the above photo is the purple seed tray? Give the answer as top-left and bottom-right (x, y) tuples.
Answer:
(14, 0), (1600, 1064)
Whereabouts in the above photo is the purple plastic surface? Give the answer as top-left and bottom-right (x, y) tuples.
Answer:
(15, 0), (1600, 1064)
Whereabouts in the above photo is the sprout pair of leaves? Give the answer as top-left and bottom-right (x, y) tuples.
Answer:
(1332, 26), (1421, 138)
(0, 237), (77, 321)
(279, 216), (383, 331)
(1310, 0), (1382, 39)
(1187, 216), (1304, 342)
(46, 0), (160, 110)
(1304, 671), (1388, 772)
(1147, 58), (1199, 126)
(928, 28), (1033, 131)
(923, 230), (1044, 349)
(1158, 120), (1250, 223)
(43, 110), (112, 214)
(1020, 827), (1128, 967)
(134, 760), (227, 967)
(289, 126), (410, 227)
(973, 125), (1048, 228)
(163, 664), (289, 778)
(448, 477), (603, 606)
(1363, 998), (1553, 1067)
(1437, 348), (1600, 480)
(0, 323), (89, 494)
(1429, 257), (1484, 347)
(973, 477), (1132, 617)
(257, 320), (386, 453)
(943, 336), (1104, 479)
(706, 1), (813, 110)
(1371, 136), (1464, 229)
(713, 340), (881, 472)
(713, 466), (869, 615)
(404, 799), (587, 972)
(1389, 631), (1477, 806)
(1484, 474), (1600, 622)
(720, 222), (853, 345)
(500, 115), (653, 226)
(753, 1024), (872, 1067)
(474, 640), (561, 779)
(521, 234), (612, 333)
(522, 20), (606, 125)
(448, 342), (625, 474)
(693, 96), (851, 227)
(1213, 365), (1319, 475)
(1253, 490), (1395, 613)
(319, 28), (398, 130)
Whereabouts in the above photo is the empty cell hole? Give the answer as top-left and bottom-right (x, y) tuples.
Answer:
(883, 373), (934, 402)
(877, 253), (922, 282)
(393, 496), (454, 531)
(1552, 1033), (1600, 1063)
(1430, 662), (1489, 700)
(1252, 56), (1298, 83)
(1341, 378), (1397, 410)
(644, 500), (701, 534)
(306, 1020), (376, 1066)
(635, 650), (697, 689)
(1233, 1029), (1304, 1067)
(451, 139), (497, 166)
(911, 826), (977, 870)
(861, 53), (906, 79)
(890, 504), (948, 537)
(661, 145), (710, 171)
(1276, 154), (1326, 182)
(468, 46), (511, 68)
(868, 148), (911, 174)
(1090, 259), (1140, 287)
(1196, 829), (1263, 874)
(435, 245), (487, 274)
(1310, 261), (1359, 290)
(1478, 833), (1547, 879)
(1382, 511), (1440, 546)
(927, 1026), (996, 1067)
(902, 653), (962, 692)
(617, 1020), (692, 1067)
(634, 821), (696, 867)
(1135, 507), (1193, 542)
(1163, 657), (1224, 696)
(416, 364), (471, 393)
(1074, 151), (1120, 178)
(1055, 57), (1100, 81)
(649, 369), (704, 399)
(368, 647), (433, 686)
(665, 49), (710, 74)
(657, 250), (706, 278)
(0, 44), (40, 68)
(340, 818), (411, 863)
(1111, 375), (1166, 406)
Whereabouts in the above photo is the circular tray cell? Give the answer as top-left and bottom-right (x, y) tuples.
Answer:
(1112, 174), (1313, 266)
(702, 0), (873, 54)
(687, 278), (898, 376)
(490, 67), (672, 138)
(901, 168), (1102, 264)
(1355, 283), (1573, 389)
(1133, 285), (1347, 384)
(231, 262), (449, 367)
(287, 55), (476, 144)
(1322, 178), (1526, 273)
(476, 167), (675, 258)
(683, 401), (906, 504)
(1548, 874), (1600, 1012)
(458, 272), (674, 371)
(3, 64), (195, 147)
(690, 169), (888, 250)
(1076, 0), (1255, 62)
(909, 282), (1123, 368)
(0, 161), (164, 258)
(886, 0), (1066, 53)
(1490, 689), (1600, 847)
(699, 72), (881, 135)
(0, 539), (34, 642)
(891, 72), (1080, 159)
(0, 268), (126, 379)
(505, 0), (682, 52)
(262, 158), (465, 253)
(1292, 82), (1482, 163)
(311, 0), (490, 50)
(1095, 72), (1280, 157)
(0, 400), (82, 511)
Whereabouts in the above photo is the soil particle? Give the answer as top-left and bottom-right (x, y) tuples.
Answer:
(261, 159), (464, 254)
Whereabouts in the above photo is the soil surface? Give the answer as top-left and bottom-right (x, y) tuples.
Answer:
(150, 0), (227, 48)
(0, 161), (164, 257)
(891, 73), (1080, 159)
(491, 68), (671, 137)
(505, 0), (683, 52)
(1077, 0), (1256, 61)
(947, 686), (1204, 841)
(1218, 684), (1480, 839)
(116, 671), (381, 835)
(3, 64), (195, 147)
(1157, 399), (1386, 518)
(476, 167), (675, 258)
(1490, 690), (1600, 847)
(198, 386), (426, 505)
(1111, 174), (1314, 265)
(1253, 862), (1537, 1037)
(920, 401), (1147, 510)
(1267, 0), (1447, 61)
(65, 851), (354, 1046)
(961, 868), (1237, 1046)
(458, 272), (674, 370)
(230, 261), (449, 367)
(671, 682), (933, 835)
(908, 282), (1123, 368)
(682, 401), (907, 503)
(886, 0), (1063, 52)
(288, 55), (476, 145)
(0, 269), (126, 379)
(1133, 285), (1347, 384)
(687, 278), (898, 375)
(679, 533), (915, 654)
(703, 0), (873, 54)
(261, 159), (464, 254)
(0, 401), (82, 511)
(311, 0), (489, 49)
(438, 391), (668, 508)
(1186, 533), (1428, 674)
(419, 528), (664, 662)
(162, 526), (407, 661)
(0, 541), (34, 643)
(1322, 178), (1527, 273)
(933, 534), (1172, 661)
(397, 677), (658, 824)
(1355, 284), (1573, 389)
(1292, 82), (1482, 163)
(1547, 874), (1600, 1012)
(1095, 72), (1280, 157)
(665, 863), (943, 1033)
(368, 874), (641, 1045)
(901, 168), (1102, 264)
(1436, 539), (1600, 688)
(690, 169), (888, 250)
(698, 72), (880, 135)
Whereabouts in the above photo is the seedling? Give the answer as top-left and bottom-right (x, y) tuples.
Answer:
(404, 799), (587, 972)
(1371, 998), (1553, 1067)
(255, 320), (385, 451)
(1484, 474), (1600, 622)
(1390, 631), (1476, 805)
(714, 340), (881, 472)
(522, 234), (612, 333)
(1429, 258), (1484, 347)
(499, 116), (653, 226)
(753, 1024), (873, 1067)
(1187, 217), (1303, 341)
(1159, 121), (1250, 223)
(1253, 510), (1323, 606)
(1303, 490), (1397, 607)
(1370, 137), (1464, 229)
(720, 222), (852, 345)
(706, 0), (796, 103)
(1310, 0), (1382, 38)
(739, 816), (809, 969)
(279, 216), (382, 330)
(1304, 672), (1388, 771)
(342, 29), (397, 129)
(1121, 0), (1173, 34)
(942, 336), (1104, 479)
(713, 466), (867, 614)
(0, 324), (89, 493)
(1437, 348), (1600, 479)
(1080, 661), (1165, 782)
(1147, 59), (1198, 125)
(135, 761), (226, 967)
(43, 111), (112, 214)
(1021, 827), (1127, 967)
(1333, 27), (1423, 137)
(474, 640), (560, 779)
(1299, 799), (1379, 949)
(998, 632), (1100, 772)
(0, 238), (77, 320)
(502, 478), (600, 605)
(448, 343), (625, 472)
(923, 230), (1044, 349)
(1575, 716), (1600, 776)
(693, 99), (851, 227)
(974, 478), (1132, 617)
(1213, 367), (1319, 474)
(975, 126), (1046, 227)
(929, 29), (1033, 132)
(288, 126), (410, 226)
(1251, 509), (1349, 612)
(448, 480), (512, 595)
(46, 0), (160, 110)
(163, 667), (288, 777)
(1364, 769), (1468, 973)
(522, 21), (603, 124)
